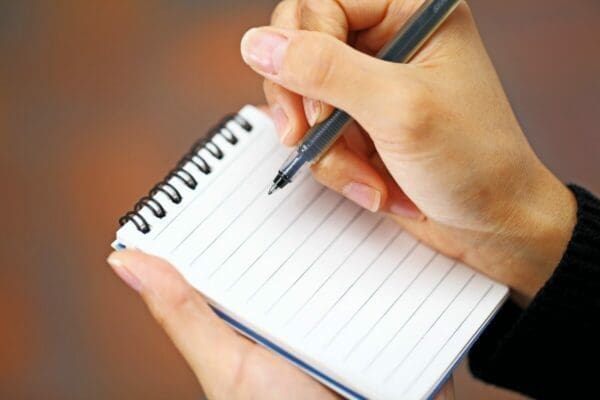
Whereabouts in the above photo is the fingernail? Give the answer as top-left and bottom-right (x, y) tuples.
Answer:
(271, 104), (291, 143)
(342, 183), (381, 212)
(390, 201), (422, 219)
(303, 98), (321, 126)
(241, 28), (288, 75)
(107, 253), (142, 292)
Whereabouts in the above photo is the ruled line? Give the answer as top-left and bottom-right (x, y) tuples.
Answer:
(283, 217), (385, 328)
(264, 208), (364, 315)
(184, 182), (265, 258)
(189, 183), (267, 265)
(154, 135), (277, 240)
(303, 229), (402, 339)
(342, 250), (437, 362)
(245, 197), (346, 303)
(362, 261), (456, 371)
(383, 273), (476, 382)
(401, 284), (494, 395)
(168, 142), (281, 252)
(225, 187), (327, 292)
(203, 173), (313, 277)
(324, 238), (419, 349)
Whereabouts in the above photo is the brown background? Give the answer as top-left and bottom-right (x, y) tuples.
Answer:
(1, 1), (598, 399)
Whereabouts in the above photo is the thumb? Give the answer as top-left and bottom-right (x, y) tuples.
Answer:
(240, 27), (415, 130)
(106, 249), (251, 398)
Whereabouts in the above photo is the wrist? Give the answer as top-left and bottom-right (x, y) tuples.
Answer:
(497, 163), (577, 305)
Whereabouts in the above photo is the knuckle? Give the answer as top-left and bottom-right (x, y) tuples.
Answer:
(297, 0), (322, 23)
(297, 0), (312, 11)
(152, 285), (198, 329)
(370, 77), (436, 150)
(270, 0), (295, 25)
(397, 79), (434, 133)
(298, 0), (347, 39)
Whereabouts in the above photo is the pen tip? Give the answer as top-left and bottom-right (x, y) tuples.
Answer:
(268, 184), (278, 195)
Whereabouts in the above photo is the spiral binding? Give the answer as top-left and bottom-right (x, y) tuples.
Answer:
(119, 113), (253, 234)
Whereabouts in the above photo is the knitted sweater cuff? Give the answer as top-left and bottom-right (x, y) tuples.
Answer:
(468, 184), (600, 398)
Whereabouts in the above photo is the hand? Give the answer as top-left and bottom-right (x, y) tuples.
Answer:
(240, 0), (577, 304)
(107, 250), (455, 399)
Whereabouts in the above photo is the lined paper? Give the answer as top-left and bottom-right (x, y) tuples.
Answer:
(115, 105), (508, 400)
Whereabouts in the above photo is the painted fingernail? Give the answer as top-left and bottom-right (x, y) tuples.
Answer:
(107, 253), (142, 292)
(271, 104), (291, 143)
(342, 183), (381, 212)
(390, 202), (422, 219)
(241, 28), (288, 75)
(303, 98), (321, 126)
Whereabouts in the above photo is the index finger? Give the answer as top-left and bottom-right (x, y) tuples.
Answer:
(264, 0), (309, 145)
(297, 0), (423, 54)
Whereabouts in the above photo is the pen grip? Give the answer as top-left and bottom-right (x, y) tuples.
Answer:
(299, 109), (352, 162)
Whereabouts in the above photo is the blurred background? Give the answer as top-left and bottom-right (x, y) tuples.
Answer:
(2, 0), (598, 399)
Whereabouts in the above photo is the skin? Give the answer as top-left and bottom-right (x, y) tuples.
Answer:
(108, 0), (577, 398)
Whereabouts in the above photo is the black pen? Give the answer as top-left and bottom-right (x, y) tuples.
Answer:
(268, 0), (461, 195)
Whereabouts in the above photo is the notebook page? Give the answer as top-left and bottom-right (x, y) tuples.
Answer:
(115, 105), (508, 400)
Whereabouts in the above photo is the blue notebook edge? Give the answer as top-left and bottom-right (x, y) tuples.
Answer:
(212, 306), (366, 400)
(426, 288), (508, 400)
(111, 241), (507, 400)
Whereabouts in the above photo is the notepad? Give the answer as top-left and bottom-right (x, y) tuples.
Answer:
(112, 105), (508, 400)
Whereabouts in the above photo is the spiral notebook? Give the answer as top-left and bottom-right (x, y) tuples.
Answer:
(112, 105), (508, 400)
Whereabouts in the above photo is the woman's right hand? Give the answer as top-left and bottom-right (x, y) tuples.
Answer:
(241, 0), (577, 304)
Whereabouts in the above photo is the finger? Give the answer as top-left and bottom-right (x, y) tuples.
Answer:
(296, 0), (423, 55)
(264, 0), (430, 134)
(296, 0), (352, 126)
(301, 96), (334, 127)
(269, 0), (338, 137)
(371, 154), (447, 258)
(353, 0), (426, 55)
(367, 2), (476, 64)
(343, 121), (376, 160)
(369, 152), (422, 220)
(271, 0), (300, 29)
(311, 139), (388, 212)
(295, 0), (395, 126)
(106, 250), (252, 397)
(263, 79), (309, 145)
(255, 104), (271, 116)
(240, 27), (420, 134)
(267, 0), (313, 144)
(299, 0), (391, 33)
(295, 0), (476, 63)
(108, 250), (342, 399)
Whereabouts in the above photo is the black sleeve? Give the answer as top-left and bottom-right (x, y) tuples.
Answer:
(468, 185), (600, 399)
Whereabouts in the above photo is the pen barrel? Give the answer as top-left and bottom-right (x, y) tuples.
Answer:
(299, 109), (352, 162)
(378, 0), (461, 62)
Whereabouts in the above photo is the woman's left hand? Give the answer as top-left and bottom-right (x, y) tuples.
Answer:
(107, 249), (454, 399)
